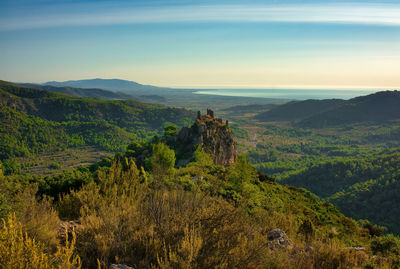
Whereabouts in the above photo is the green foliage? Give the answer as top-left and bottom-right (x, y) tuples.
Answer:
(147, 143), (176, 181)
(283, 153), (400, 234)
(227, 154), (257, 193)
(1, 158), (21, 175)
(0, 81), (194, 166)
(1, 138), (400, 268)
(255, 91), (400, 127)
(193, 146), (214, 167)
(370, 234), (400, 256)
(298, 219), (315, 243)
(359, 220), (386, 237)
(230, 124), (249, 139)
(2, 80), (400, 267)
(49, 161), (62, 170)
(255, 99), (344, 122)
(164, 125), (178, 137)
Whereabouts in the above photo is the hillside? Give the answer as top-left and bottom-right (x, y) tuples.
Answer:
(0, 80), (193, 129)
(255, 91), (400, 127)
(2, 114), (400, 268)
(282, 153), (400, 234)
(255, 99), (345, 122)
(0, 80), (194, 172)
(20, 83), (133, 100)
(299, 90), (400, 127)
(222, 103), (277, 114)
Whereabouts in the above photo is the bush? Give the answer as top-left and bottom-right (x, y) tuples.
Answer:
(0, 213), (81, 269)
(49, 162), (62, 170)
(371, 234), (400, 256)
(147, 143), (176, 181)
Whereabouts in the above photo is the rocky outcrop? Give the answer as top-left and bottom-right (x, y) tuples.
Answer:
(176, 109), (237, 166)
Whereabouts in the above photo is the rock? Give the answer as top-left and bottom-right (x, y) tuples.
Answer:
(175, 109), (237, 166)
(109, 264), (134, 269)
(191, 175), (204, 181)
(267, 229), (292, 250)
(346, 247), (366, 253)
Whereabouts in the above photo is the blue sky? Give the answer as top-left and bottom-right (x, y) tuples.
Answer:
(1, 0), (399, 89)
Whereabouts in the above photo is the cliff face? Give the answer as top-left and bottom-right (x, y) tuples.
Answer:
(176, 109), (237, 166)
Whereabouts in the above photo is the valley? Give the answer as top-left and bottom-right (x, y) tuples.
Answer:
(2, 1), (400, 267)
(1, 79), (400, 268)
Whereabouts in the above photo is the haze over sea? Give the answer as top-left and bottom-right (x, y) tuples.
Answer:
(194, 89), (381, 100)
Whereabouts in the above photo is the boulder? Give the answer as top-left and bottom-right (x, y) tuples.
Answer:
(267, 229), (292, 250)
(109, 264), (134, 269)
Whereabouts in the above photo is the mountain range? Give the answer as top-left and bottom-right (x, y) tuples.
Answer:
(44, 78), (188, 95)
(255, 91), (400, 127)
(20, 83), (133, 100)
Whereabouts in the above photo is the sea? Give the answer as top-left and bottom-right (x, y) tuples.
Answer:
(194, 89), (382, 100)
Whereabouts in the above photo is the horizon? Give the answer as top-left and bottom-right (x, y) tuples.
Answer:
(11, 77), (397, 91)
(1, 0), (400, 89)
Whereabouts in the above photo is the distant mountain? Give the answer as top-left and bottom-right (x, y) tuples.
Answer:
(299, 91), (400, 127)
(222, 104), (277, 114)
(19, 83), (133, 100)
(42, 78), (288, 110)
(255, 99), (344, 122)
(44, 78), (182, 95)
(255, 91), (400, 127)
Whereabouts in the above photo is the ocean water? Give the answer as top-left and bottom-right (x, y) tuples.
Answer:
(194, 89), (380, 100)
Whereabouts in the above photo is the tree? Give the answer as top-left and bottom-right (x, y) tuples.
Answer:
(194, 146), (213, 167)
(148, 143), (176, 181)
(228, 154), (257, 191)
(298, 219), (315, 244)
(164, 125), (178, 138)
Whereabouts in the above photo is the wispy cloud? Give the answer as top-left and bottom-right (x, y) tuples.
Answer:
(1, 3), (400, 30)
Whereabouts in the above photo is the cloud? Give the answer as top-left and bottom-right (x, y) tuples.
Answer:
(1, 3), (400, 30)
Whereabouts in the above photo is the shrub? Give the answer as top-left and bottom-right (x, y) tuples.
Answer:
(371, 234), (400, 256)
(0, 213), (81, 269)
(147, 143), (175, 181)
(16, 185), (61, 251)
(49, 162), (62, 170)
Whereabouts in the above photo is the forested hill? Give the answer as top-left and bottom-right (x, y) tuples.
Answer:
(20, 83), (133, 100)
(0, 80), (194, 164)
(283, 152), (400, 234)
(300, 91), (400, 127)
(255, 91), (400, 127)
(2, 118), (400, 267)
(254, 99), (344, 122)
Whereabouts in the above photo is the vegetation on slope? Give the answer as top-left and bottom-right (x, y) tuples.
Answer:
(300, 91), (400, 128)
(283, 153), (400, 234)
(21, 83), (133, 99)
(1, 80), (400, 267)
(1, 130), (400, 268)
(254, 91), (400, 127)
(0, 80), (194, 173)
(255, 99), (344, 122)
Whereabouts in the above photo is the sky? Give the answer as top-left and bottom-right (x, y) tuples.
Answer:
(0, 0), (400, 89)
